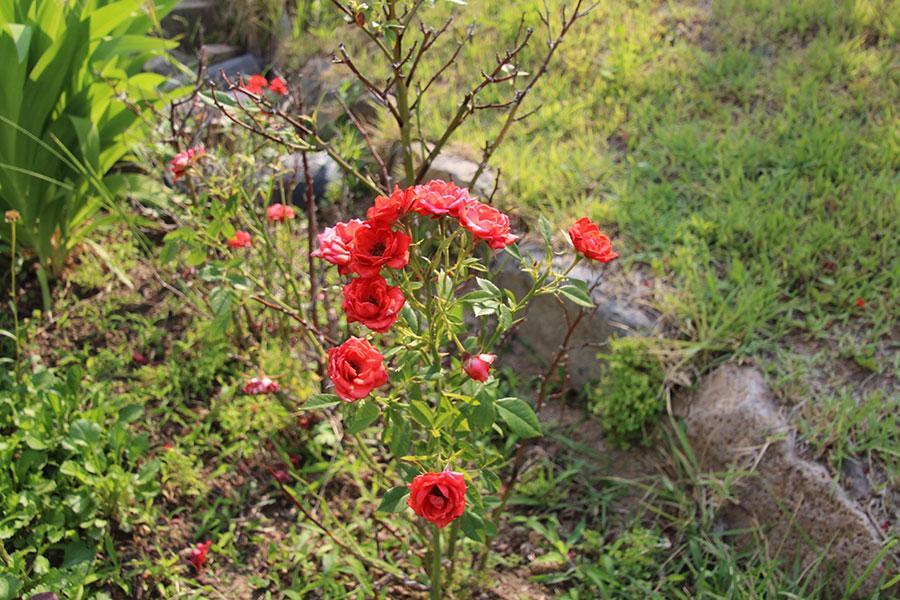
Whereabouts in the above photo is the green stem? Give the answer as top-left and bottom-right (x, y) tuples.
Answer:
(9, 220), (20, 381)
(430, 525), (442, 600)
(446, 519), (460, 586)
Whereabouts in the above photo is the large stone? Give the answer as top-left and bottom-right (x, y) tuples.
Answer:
(682, 365), (890, 597)
(207, 53), (265, 86)
(423, 153), (497, 201)
(162, 0), (219, 51)
(269, 152), (342, 207)
(493, 241), (656, 390)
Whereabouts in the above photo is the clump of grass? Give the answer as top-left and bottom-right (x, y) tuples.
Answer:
(587, 336), (665, 448)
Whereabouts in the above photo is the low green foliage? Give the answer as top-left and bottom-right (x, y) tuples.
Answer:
(0, 365), (159, 600)
(588, 336), (664, 447)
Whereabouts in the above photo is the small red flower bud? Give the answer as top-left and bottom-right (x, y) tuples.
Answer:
(463, 353), (496, 382)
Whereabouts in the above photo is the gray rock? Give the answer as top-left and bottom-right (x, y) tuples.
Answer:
(423, 153), (497, 201)
(683, 365), (889, 598)
(269, 152), (342, 207)
(162, 0), (218, 51)
(493, 241), (656, 390)
(207, 54), (265, 86)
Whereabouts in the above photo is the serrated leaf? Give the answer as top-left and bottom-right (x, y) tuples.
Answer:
(496, 397), (541, 438)
(539, 215), (553, 246)
(476, 277), (502, 299)
(377, 486), (409, 513)
(460, 510), (485, 541)
(346, 400), (380, 434)
(558, 279), (594, 308)
(301, 394), (341, 411)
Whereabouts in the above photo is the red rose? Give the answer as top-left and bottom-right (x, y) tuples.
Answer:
(170, 146), (205, 182)
(327, 337), (389, 401)
(367, 185), (417, 223)
(188, 540), (212, 572)
(463, 353), (495, 382)
(855, 297), (865, 308)
(244, 74), (268, 95)
(407, 471), (467, 529)
(312, 219), (364, 275)
(342, 276), (406, 333)
(568, 217), (618, 263)
(348, 222), (411, 277)
(227, 230), (252, 248)
(268, 76), (288, 96)
(412, 179), (471, 218)
(458, 201), (518, 249)
(267, 203), (296, 222)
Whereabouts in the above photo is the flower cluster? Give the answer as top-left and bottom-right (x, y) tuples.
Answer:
(170, 146), (205, 182)
(242, 74), (289, 96)
(188, 540), (212, 572)
(314, 180), (517, 404)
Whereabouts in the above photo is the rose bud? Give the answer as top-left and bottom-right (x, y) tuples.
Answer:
(458, 201), (519, 249)
(412, 179), (471, 218)
(568, 217), (618, 263)
(227, 230), (252, 249)
(327, 337), (388, 401)
(463, 353), (496, 382)
(272, 469), (290, 483)
(312, 219), (364, 275)
(188, 540), (213, 572)
(131, 350), (150, 366)
(342, 276), (406, 333)
(367, 185), (417, 223)
(407, 471), (467, 529)
(347, 222), (411, 277)
(266, 203), (296, 222)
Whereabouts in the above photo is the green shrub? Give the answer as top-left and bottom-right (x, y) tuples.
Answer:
(0, 364), (159, 599)
(0, 0), (177, 293)
(588, 336), (665, 447)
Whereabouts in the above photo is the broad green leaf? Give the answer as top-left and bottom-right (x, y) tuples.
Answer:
(558, 279), (594, 308)
(496, 397), (542, 438)
(539, 215), (553, 246)
(4, 23), (31, 63)
(459, 510), (485, 541)
(376, 486), (409, 513)
(476, 277), (502, 299)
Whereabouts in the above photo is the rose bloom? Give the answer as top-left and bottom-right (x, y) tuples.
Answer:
(312, 219), (364, 275)
(458, 201), (518, 249)
(855, 297), (865, 308)
(412, 179), (471, 218)
(189, 540), (212, 572)
(268, 76), (288, 96)
(227, 230), (252, 249)
(170, 146), (205, 182)
(367, 186), (417, 224)
(463, 353), (496, 382)
(342, 276), (406, 333)
(568, 217), (618, 263)
(327, 337), (389, 401)
(407, 471), (467, 529)
(243, 376), (280, 395)
(244, 74), (268, 95)
(348, 222), (411, 277)
(267, 203), (296, 222)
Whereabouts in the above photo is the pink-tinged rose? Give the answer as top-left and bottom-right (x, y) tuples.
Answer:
(412, 179), (472, 218)
(267, 203), (296, 222)
(463, 353), (496, 382)
(170, 146), (205, 182)
(312, 219), (364, 275)
(458, 201), (518, 249)
(243, 376), (280, 395)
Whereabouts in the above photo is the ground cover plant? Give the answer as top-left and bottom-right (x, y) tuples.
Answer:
(0, 0), (897, 598)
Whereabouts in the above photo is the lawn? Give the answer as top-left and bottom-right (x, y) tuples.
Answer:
(0, 0), (897, 598)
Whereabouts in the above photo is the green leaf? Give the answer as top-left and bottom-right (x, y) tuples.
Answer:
(476, 277), (502, 299)
(301, 393), (341, 411)
(496, 397), (542, 438)
(460, 510), (485, 541)
(377, 486), (409, 513)
(4, 24), (32, 63)
(539, 215), (553, 246)
(558, 278), (594, 308)
(68, 419), (102, 447)
(346, 400), (380, 434)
